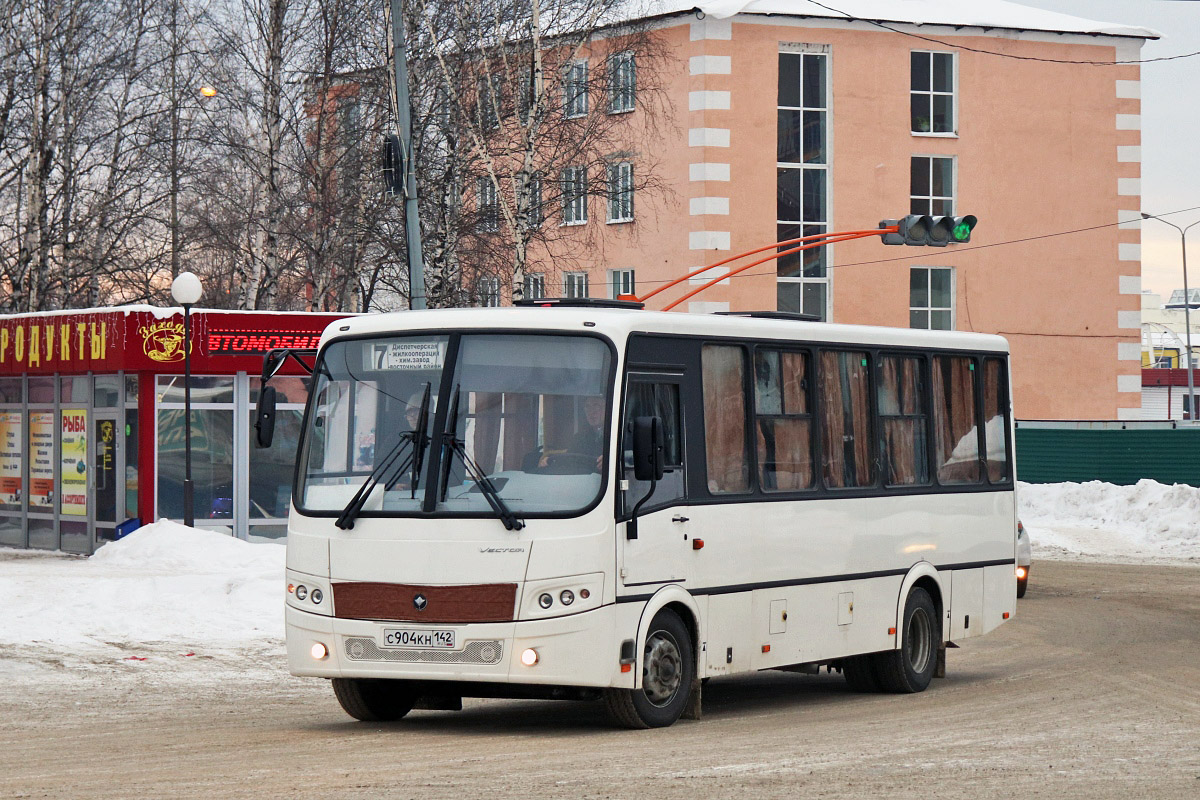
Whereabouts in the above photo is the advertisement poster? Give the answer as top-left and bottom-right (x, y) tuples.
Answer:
(29, 412), (54, 509)
(0, 411), (21, 505)
(60, 409), (88, 516)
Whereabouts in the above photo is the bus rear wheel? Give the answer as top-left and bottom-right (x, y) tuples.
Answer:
(332, 678), (417, 721)
(875, 587), (939, 693)
(604, 609), (694, 729)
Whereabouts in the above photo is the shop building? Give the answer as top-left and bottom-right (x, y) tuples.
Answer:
(0, 306), (346, 552)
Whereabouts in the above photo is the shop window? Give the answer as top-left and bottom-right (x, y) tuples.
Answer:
(983, 359), (1010, 483)
(156, 376), (234, 405)
(702, 344), (750, 494)
(932, 356), (981, 484)
(754, 349), (813, 491)
(878, 355), (929, 486)
(95, 375), (121, 407)
(819, 351), (874, 488)
(157, 407), (235, 522)
(0, 381), (23, 547)
(61, 376), (90, 403)
(249, 377), (307, 524)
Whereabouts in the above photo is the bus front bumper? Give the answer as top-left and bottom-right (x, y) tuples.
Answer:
(286, 602), (641, 689)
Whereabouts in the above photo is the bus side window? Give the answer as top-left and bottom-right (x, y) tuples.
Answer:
(754, 349), (813, 491)
(932, 356), (981, 484)
(982, 359), (1010, 483)
(621, 381), (684, 514)
(701, 345), (750, 494)
(878, 355), (929, 486)
(818, 351), (875, 488)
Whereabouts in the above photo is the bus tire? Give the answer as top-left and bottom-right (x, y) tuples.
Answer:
(604, 609), (694, 729)
(332, 678), (417, 722)
(842, 655), (882, 692)
(1017, 572), (1029, 598)
(875, 587), (939, 693)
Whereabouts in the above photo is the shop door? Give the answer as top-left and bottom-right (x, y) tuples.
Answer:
(93, 412), (119, 543)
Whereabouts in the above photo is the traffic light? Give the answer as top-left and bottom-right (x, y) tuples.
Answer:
(382, 134), (404, 196)
(881, 214), (977, 246)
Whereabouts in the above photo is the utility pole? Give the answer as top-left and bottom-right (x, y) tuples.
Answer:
(386, 0), (426, 310)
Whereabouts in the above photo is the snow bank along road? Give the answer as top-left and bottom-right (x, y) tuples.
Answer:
(1, 560), (1197, 799)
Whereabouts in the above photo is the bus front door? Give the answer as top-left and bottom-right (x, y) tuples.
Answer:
(619, 377), (689, 589)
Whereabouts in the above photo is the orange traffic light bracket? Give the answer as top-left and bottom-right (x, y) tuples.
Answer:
(628, 225), (898, 311)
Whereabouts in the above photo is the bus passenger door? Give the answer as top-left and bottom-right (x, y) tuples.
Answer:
(619, 377), (690, 589)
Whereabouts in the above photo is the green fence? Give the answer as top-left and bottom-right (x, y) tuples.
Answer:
(1015, 421), (1200, 487)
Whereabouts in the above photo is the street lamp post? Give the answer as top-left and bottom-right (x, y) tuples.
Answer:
(171, 272), (203, 526)
(1142, 214), (1198, 422)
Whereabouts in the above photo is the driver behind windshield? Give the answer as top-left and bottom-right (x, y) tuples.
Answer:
(540, 394), (605, 471)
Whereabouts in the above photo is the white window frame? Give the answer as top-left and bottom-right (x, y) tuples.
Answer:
(910, 267), (955, 331)
(909, 156), (955, 216)
(563, 271), (589, 299)
(607, 161), (633, 223)
(561, 166), (587, 225)
(776, 44), (831, 322)
(910, 50), (957, 137)
(608, 268), (635, 299)
(608, 51), (635, 114)
(525, 272), (546, 300)
(564, 60), (588, 119)
(477, 177), (499, 231)
(477, 275), (501, 307)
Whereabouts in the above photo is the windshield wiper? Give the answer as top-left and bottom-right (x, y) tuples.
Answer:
(335, 382), (433, 530)
(439, 386), (525, 531)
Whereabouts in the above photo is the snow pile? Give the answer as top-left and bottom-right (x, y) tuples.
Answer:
(0, 520), (284, 666)
(1018, 480), (1200, 564)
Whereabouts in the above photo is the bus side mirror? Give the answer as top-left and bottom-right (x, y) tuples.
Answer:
(255, 385), (277, 448)
(632, 416), (665, 482)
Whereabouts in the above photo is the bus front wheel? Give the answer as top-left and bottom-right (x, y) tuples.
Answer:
(604, 609), (695, 729)
(332, 678), (417, 722)
(875, 587), (939, 693)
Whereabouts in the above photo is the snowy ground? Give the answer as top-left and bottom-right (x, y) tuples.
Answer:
(1, 481), (1196, 682)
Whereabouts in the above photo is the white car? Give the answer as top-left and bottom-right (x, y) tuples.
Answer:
(1016, 520), (1032, 598)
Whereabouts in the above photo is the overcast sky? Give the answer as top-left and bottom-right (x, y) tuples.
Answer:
(1016, 0), (1200, 299)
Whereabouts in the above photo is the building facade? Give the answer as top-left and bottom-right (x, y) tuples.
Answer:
(0, 307), (346, 552)
(500, 1), (1155, 420)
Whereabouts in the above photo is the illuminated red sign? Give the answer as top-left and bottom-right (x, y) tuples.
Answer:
(207, 331), (323, 355)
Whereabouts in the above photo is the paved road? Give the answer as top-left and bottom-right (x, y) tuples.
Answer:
(2, 560), (1198, 799)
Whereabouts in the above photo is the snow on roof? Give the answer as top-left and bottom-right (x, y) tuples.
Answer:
(638, 0), (1159, 40)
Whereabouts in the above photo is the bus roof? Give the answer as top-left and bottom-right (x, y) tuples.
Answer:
(321, 307), (1010, 354)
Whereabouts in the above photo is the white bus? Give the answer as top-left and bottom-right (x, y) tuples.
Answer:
(271, 301), (1017, 728)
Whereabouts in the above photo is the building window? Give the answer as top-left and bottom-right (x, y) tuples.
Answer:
(607, 161), (633, 222)
(477, 75), (501, 131)
(562, 166), (587, 225)
(911, 51), (955, 134)
(608, 268), (635, 299)
(477, 177), (498, 231)
(776, 48), (829, 321)
(477, 275), (501, 307)
(910, 156), (954, 215)
(563, 271), (589, 298)
(910, 267), (954, 330)
(609, 51), (635, 113)
(527, 172), (543, 229)
(564, 61), (588, 118)
(525, 272), (546, 300)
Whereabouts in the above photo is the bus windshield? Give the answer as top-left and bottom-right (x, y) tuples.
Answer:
(296, 332), (613, 519)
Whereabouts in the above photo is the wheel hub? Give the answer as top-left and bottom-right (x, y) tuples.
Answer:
(642, 632), (682, 707)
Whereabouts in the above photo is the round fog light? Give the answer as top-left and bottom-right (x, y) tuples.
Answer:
(295, 585), (308, 601)
(538, 593), (553, 609)
(579, 588), (590, 599)
(311, 642), (328, 660)
(310, 588), (323, 604)
(559, 590), (575, 606)
(521, 648), (539, 666)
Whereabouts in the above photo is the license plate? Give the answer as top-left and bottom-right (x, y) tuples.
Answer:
(381, 628), (456, 649)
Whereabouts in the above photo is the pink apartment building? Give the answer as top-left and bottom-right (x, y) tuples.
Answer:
(513, 1), (1155, 420)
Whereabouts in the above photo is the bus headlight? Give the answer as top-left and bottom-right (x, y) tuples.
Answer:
(311, 642), (328, 660)
(521, 648), (539, 666)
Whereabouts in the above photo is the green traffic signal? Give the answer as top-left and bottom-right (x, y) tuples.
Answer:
(950, 215), (977, 243)
(883, 214), (976, 246)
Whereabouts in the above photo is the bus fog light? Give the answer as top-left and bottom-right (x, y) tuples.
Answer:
(579, 589), (590, 599)
(1016, 566), (1027, 579)
(521, 648), (539, 666)
(538, 593), (553, 609)
(559, 590), (574, 606)
(310, 588), (323, 604)
(295, 585), (308, 601)
(311, 642), (328, 660)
